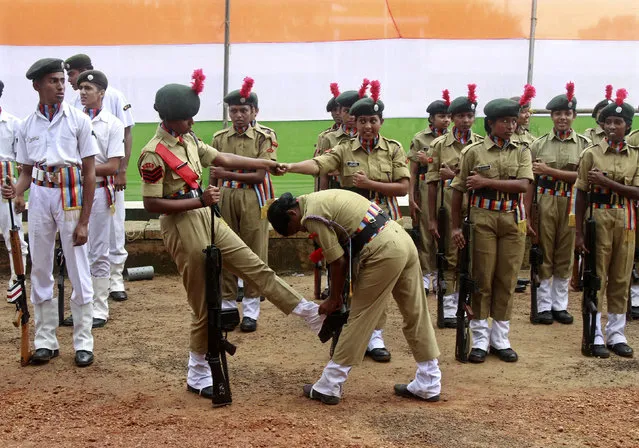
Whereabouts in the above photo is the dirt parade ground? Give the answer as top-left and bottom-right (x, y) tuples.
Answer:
(1, 272), (638, 448)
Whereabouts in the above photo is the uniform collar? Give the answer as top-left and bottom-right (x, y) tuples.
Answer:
(353, 135), (386, 152)
(485, 134), (516, 151)
(595, 125), (605, 135)
(157, 124), (184, 147)
(444, 128), (476, 147)
(228, 125), (256, 139)
(551, 128), (576, 142)
(602, 138), (627, 154)
(429, 124), (447, 137)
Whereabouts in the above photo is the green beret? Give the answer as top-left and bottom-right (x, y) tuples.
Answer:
(546, 94), (577, 111)
(349, 97), (384, 117)
(64, 54), (93, 71)
(599, 101), (634, 126)
(336, 91), (361, 109)
(484, 98), (520, 119)
(326, 97), (338, 112)
(426, 100), (449, 115)
(26, 58), (65, 81)
(154, 84), (200, 120)
(448, 96), (477, 115)
(76, 70), (108, 90)
(224, 89), (258, 106)
(592, 99), (612, 119)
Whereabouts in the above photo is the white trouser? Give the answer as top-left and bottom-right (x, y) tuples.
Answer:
(291, 298), (324, 333)
(28, 185), (93, 305)
(489, 320), (511, 350)
(443, 292), (458, 319)
(108, 190), (127, 292)
(89, 188), (112, 320)
(406, 359), (442, 399)
(187, 352), (212, 389)
(70, 300), (94, 352)
(470, 319), (490, 351)
(470, 319), (511, 351)
(605, 313), (627, 345)
(631, 284), (639, 307)
(423, 274), (430, 290)
(551, 276), (570, 311)
(593, 312), (605, 345)
(242, 297), (260, 320)
(0, 197), (28, 285)
(33, 298), (60, 350)
(313, 360), (352, 398)
(537, 278), (552, 312)
(92, 277), (110, 321)
(367, 329), (386, 351)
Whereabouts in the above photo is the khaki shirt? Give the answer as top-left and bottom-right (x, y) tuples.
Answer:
(530, 130), (590, 172)
(212, 125), (275, 161)
(298, 189), (377, 264)
(512, 127), (536, 146)
(451, 138), (534, 194)
(314, 123), (340, 155)
(316, 127), (353, 157)
(584, 125), (606, 146)
(138, 125), (218, 198)
(313, 136), (409, 187)
(425, 131), (483, 183)
(575, 139), (639, 192)
(407, 129), (439, 163)
(627, 129), (639, 147)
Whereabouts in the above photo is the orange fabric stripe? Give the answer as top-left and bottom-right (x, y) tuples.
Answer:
(1, 0), (637, 45)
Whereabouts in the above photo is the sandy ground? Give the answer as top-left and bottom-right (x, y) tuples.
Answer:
(1, 273), (638, 448)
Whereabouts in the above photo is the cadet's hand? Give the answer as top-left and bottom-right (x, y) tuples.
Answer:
(466, 172), (488, 190)
(440, 163), (456, 181)
(319, 296), (343, 315)
(273, 163), (290, 176)
(210, 166), (229, 179)
(417, 151), (431, 165)
(527, 222), (537, 238)
(352, 171), (371, 189)
(532, 160), (549, 175)
(14, 196), (25, 214)
(429, 218), (440, 239)
(409, 198), (421, 222)
(587, 168), (609, 187)
(1, 183), (16, 200)
(202, 186), (221, 206)
(575, 232), (588, 254)
(73, 222), (89, 246)
(452, 228), (465, 249)
(114, 170), (127, 191)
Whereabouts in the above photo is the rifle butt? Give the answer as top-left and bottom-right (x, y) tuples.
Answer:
(9, 230), (24, 274)
(20, 321), (32, 366)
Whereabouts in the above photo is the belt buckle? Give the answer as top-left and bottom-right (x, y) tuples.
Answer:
(45, 171), (60, 186)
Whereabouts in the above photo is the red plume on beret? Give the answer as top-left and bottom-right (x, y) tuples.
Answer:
(565, 81), (575, 102)
(370, 80), (381, 103)
(240, 76), (254, 99)
(442, 89), (451, 106)
(519, 84), (536, 106)
(605, 84), (613, 101)
(330, 82), (340, 98)
(615, 88), (628, 106)
(191, 69), (205, 95)
(467, 84), (477, 104)
(358, 78), (370, 99)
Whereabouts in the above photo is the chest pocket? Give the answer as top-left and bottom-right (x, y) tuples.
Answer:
(506, 163), (520, 179)
(376, 159), (393, 181)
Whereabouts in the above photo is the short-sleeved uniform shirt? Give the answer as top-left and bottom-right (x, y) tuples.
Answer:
(0, 108), (21, 162)
(90, 110), (125, 180)
(138, 125), (218, 198)
(73, 86), (135, 128)
(585, 125), (606, 146)
(212, 125), (275, 162)
(315, 123), (340, 155)
(451, 137), (534, 194)
(316, 127), (353, 157)
(298, 189), (379, 264)
(627, 129), (639, 147)
(529, 130), (590, 173)
(407, 129), (439, 166)
(575, 139), (639, 193)
(425, 131), (483, 184)
(512, 128), (536, 147)
(17, 102), (99, 167)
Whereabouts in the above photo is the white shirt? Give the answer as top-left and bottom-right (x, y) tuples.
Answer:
(17, 102), (99, 167)
(0, 108), (21, 162)
(89, 109), (125, 181)
(72, 86), (135, 128)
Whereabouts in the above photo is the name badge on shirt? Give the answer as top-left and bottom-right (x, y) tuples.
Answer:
(346, 161), (360, 167)
(475, 164), (491, 172)
(27, 136), (40, 143)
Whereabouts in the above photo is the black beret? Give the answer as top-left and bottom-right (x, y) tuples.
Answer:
(484, 98), (520, 119)
(599, 101), (634, 126)
(64, 54), (93, 71)
(77, 70), (108, 90)
(592, 99), (613, 119)
(267, 193), (297, 236)
(349, 97), (384, 117)
(448, 96), (477, 115)
(336, 91), (361, 109)
(0, 80), (4, 97)
(326, 97), (338, 112)
(154, 84), (201, 120)
(26, 58), (65, 81)
(224, 89), (258, 106)
(426, 100), (449, 115)
(546, 94), (577, 111)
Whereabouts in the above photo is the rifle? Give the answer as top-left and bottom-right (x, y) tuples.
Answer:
(204, 204), (240, 407)
(6, 177), (31, 366)
(529, 176), (543, 323)
(455, 193), (476, 363)
(436, 180), (448, 328)
(318, 276), (350, 357)
(55, 236), (71, 326)
(310, 234), (322, 301)
(581, 186), (601, 357)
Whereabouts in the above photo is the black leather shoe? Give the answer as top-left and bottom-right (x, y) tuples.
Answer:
(585, 344), (610, 358)
(515, 284), (527, 293)
(630, 306), (639, 320)
(366, 347), (391, 362)
(61, 315), (74, 327)
(302, 384), (340, 405)
(109, 291), (127, 302)
(442, 318), (457, 329)
(490, 346), (518, 362)
(424, 287), (429, 297)
(75, 350), (94, 367)
(607, 343), (634, 358)
(187, 384), (213, 399)
(31, 348), (60, 364)
(240, 317), (257, 332)
(531, 310), (554, 325)
(468, 348), (487, 363)
(552, 310), (574, 324)
(517, 278), (530, 287)
(92, 318), (107, 328)
(394, 384), (440, 402)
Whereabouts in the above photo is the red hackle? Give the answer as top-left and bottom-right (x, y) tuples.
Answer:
(358, 78), (370, 98)
(565, 81), (575, 102)
(330, 82), (340, 98)
(467, 84), (477, 104)
(240, 76), (254, 99)
(191, 69), (205, 95)
(442, 89), (451, 106)
(309, 248), (324, 263)
(370, 80), (381, 103)
(615, 88), (628, 106)
(519, 84), (536, 106)
(605, 84), (613, 101)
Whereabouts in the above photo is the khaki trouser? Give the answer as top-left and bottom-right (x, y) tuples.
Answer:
(219, 187), (269, 300)
(160, 207), (301, 353)
(441, 184), (468, 292)
(332, 220), (440, 366)
(417, 180), (436, 274)
(593, 208), (635, 314)
(538, 194), (575, 280)
(471, 208), (526, 321)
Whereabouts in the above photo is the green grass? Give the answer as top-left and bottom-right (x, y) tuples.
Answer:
(124, 117), (619, 201)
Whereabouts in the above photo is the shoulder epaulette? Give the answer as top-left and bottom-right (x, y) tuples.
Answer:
(461, 140), (482, 156)
(382, 136), (402, 147)
(576, 133), (591, 145)
(213, 128), (230, 138)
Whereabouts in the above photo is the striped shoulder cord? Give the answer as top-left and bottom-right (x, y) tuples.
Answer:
(305, 214), (353, 291)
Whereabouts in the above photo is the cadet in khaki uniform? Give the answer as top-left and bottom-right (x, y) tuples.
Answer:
(510, 89), (536, 146)
(525, 84), (590, 325)
(267, 190), (441, 405)
(574, 89), (639, 359)
(585, 85), (614, 146)
(408, 91), (451, 295)
(282, 83), (409, 363)
(451, 98), (533, 363)
(314, 83), (342, 158)
(138, 71), (325, 399)
(210, 77), (275, 332)
(427, 86), (483, 328)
